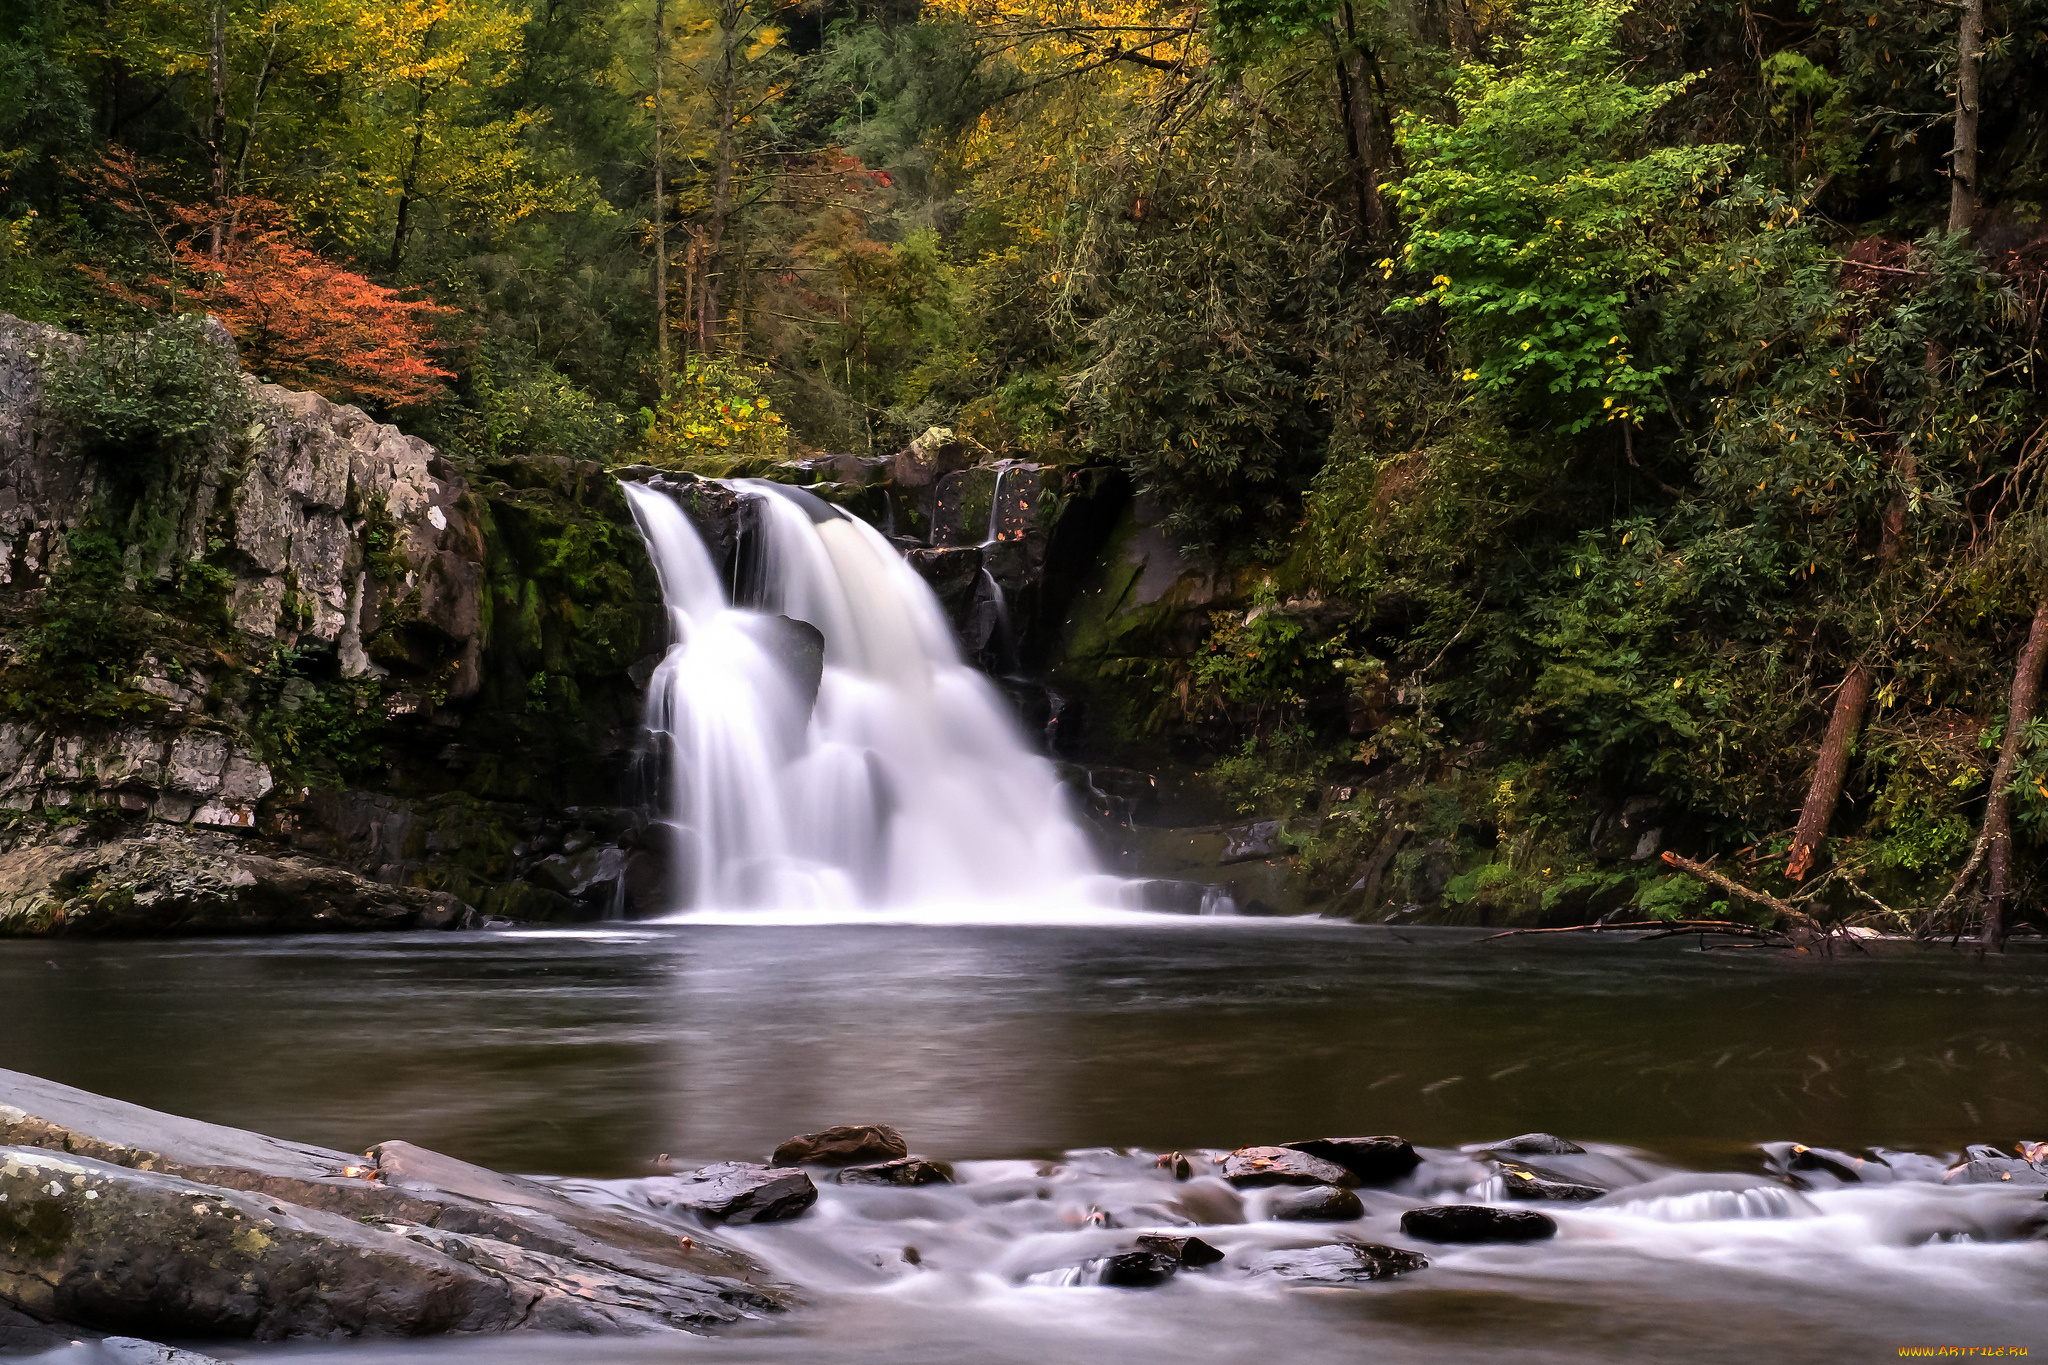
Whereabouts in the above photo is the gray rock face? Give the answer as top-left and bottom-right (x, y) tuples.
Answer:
(1220, 821), (1283, 865)
(640, 1164), (819, 1224)
(771, 1125), (908, 1168)
(1220, 1146), (1357, 1189)
(0, 1068), (791, 1341)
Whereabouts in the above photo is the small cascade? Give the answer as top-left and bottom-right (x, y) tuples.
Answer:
(622, 479), (1102, 912)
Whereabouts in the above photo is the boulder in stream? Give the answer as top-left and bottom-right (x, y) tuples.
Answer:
(771, 1124), (908, 1168)
(1399, 1204), (1558, 1244)
(1265, 1184), (1366, 1222)
(1496, 1161), (1606, 1202)
(1237, 1242), (1429, 1284)
(644, 1162), (818, 1224)
(1095, 1249), (1182, 1288)
(1221, 1146), (1357, 1189)
(1280, 1136), (1422, 1185)
(834, 1157), (951, 1187)
(1486, 1133), (1585, 1157)
(1134, 1233), (1225, 1267)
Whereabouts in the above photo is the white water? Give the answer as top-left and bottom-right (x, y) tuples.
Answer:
(621, 480), (1103, 916)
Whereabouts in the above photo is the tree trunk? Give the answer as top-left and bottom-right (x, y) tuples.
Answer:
(1981, 596), (2048, 949)
(1785, 663), (1874, 880)
(1332, 2), (1393, 235)
(703, 0), (740, 352)
(206, 0), (228, 261)
(227, 23), (282, 242)
(652, 0), (669, 393)
(1950, 0), (1984, 234)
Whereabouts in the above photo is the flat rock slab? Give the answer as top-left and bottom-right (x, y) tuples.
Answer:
(1237, 1243), (1428, 1284)
(639, 1164), (818, 1224)
(771, 1125), (907, 1168)
(1221, 1146), (1356, 1189)
(1400, 1204), (1557, 1244)
(833, 1158), (949, 1188)
(1280, 1136), (1421, 1185)
(0, 1069), (792, 1342)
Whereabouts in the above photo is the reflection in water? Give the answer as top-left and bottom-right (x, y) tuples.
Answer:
(4, 925), (2048, 1364)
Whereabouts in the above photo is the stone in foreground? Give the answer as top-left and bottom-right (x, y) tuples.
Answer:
(770, 1124), (908, 1168)
(833, 1157), (950, 1187)
(1280, 1136), (1422, 1185)
(0, 1067), (791, 1341)
(641, 1162), (818, 1224)
(1237, 1242), (1428, 1284)
(1221, 1146), (1357, 1189)
(1400, 1204), (1558, 1244)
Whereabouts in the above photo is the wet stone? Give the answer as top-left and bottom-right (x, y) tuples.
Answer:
(1096, 1250), (1182, 1288)
(771, 1124), (908, 1168)
(1281, 1136), (1422, 1186)
(1487, 1133), (1585, 1157)
(1944, 1157), (2048, 1186)
(1237, 1242), (1429, 1284)
(644, 1162), (817, 1224)
(834, 1157), (950, 1187)
(1400, 1204), (1558, 1244)
(1134, 1233), (1224, 1267)
(1221, 1146), (1357, 1189)
(1266, 1184), (1365, 1222)
(1497, 1162), (1605, 1202)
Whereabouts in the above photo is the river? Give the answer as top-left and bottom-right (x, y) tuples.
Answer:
(5, 921), (2045, 1362)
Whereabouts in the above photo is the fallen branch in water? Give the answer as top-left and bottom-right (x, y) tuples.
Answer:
(1477, 918), (1774, 944)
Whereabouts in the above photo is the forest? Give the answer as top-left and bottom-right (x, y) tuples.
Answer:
(4, 0), (2048, 942)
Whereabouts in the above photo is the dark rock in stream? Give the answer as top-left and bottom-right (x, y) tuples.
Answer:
(0, 1067), (792, 1341)
(1944, 1156), (2048, 1186)
(1281, 1136), (1422, 1185)
(1221, 1146), (1358, 1189)
(1237, 1242), (1429, 1284)
(1399, 1205), (1558, 1244)
(834, 1157), (951, 1187)
(771, 1124), (909, 1168)
(1266, 1184), (1365, 1222)
(1496, 1162), (1606, 1202)
(1095, 1249), (1183, 1288)
(644, 1162), (818, 1223)
(1487, 1133), (1585, 1157)
(1134, 1233), (1225, 1267)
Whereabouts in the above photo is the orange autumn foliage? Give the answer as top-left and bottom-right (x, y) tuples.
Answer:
(82, 151), (457, 409)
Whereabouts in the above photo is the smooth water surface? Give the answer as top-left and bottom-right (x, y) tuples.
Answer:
(5, 923), (2046, 1363)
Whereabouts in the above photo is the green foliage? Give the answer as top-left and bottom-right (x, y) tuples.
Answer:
(1209, 724), (1333, 817)
(1392, 0), (1737, 432)
(642, 353), (789, 471)
(4, 527), (134, 718)
(246, 646), (385, 781)
(43, 316), (247, 517)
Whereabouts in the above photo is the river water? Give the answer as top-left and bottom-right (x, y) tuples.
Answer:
(5, 922), (2046, 1362)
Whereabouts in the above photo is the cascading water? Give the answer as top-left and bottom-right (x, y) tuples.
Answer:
(622, 478), (1103, 913)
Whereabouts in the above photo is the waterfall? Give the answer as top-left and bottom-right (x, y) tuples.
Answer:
(622, 479), (1102, 913)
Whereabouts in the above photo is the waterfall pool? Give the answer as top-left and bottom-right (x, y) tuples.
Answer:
(5, 922), (2044, 1363)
